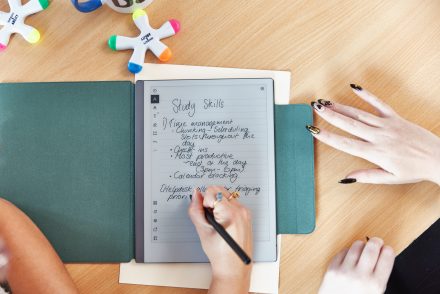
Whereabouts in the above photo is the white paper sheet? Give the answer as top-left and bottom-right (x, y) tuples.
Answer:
(119, 64), (291, 294)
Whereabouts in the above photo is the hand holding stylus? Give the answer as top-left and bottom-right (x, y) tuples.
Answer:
(188, 186), (253, 294)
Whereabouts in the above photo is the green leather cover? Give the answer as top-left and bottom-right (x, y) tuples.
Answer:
(0, 82), (315, 263)
(274, 104), (315, 234)
(0, 81), (135, 262)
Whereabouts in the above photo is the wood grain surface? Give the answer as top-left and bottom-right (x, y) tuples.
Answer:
(1, 0), (439, 293)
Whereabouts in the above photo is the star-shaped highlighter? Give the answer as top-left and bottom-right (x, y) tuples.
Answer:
(0, 0), (49, 52)
(108, 9), (180, 74)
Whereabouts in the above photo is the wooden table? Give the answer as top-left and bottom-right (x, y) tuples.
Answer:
(1, 0), (439, 293)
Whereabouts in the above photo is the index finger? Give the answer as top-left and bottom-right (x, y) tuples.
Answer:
(203, 186), (232, 209)
(203, 186), (235, 226)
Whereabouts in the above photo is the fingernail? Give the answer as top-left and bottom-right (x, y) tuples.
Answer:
(338, 178), (357, 184)
(366, 236), (370, 241)
(350, 84), (362, 91)
(191, 187), (199, 202)
(311, 101), (324, 112)
(305, 125), (320, 134)
(317, 99), (333, 107)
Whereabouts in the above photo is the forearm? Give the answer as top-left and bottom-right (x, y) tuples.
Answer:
(0, 198), (78, 294)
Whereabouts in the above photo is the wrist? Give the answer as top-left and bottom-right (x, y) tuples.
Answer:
(211, 259), (252, 279)
(210, 273), (251, 294)
(211, 265), (252, 292)
(212, 271), (251, 282)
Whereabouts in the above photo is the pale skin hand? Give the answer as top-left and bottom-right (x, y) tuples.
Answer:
(188, 186), (253, 294)
(319, 237), (395, 294)
(309, 84), (440, 185)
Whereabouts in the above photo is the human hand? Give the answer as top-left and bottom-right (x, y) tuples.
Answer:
(307, 84), (440, 185)
(319, 237), (395, 294)
(188, 186), (252, 294)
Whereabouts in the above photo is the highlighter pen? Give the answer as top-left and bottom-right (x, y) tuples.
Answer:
(203, 207), (251, 265)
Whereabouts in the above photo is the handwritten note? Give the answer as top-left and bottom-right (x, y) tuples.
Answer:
(143, 79), (277, 262)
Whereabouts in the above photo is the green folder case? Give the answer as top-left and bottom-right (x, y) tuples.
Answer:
(0, 81), (314, 262)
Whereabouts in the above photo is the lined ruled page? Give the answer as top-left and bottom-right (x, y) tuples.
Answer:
(143, 79), (277, 262)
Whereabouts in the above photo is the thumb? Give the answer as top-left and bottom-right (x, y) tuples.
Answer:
(341, 168), (399, 184)
(188, 188), (210, 230)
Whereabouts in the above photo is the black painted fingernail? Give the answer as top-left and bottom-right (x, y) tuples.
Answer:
(189, 194), (192, 200)
(317, 99), (333, 107)
(366, 236), (370, 241)
(338, 178), (357, 184)
(306, 125), (320, 134)
(350, 84), (362, 91)
(311, 101), (324, 112)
